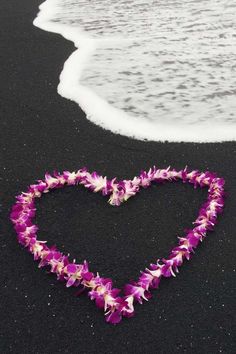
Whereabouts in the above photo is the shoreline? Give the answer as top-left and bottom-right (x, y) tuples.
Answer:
(0, 0), (235, 352)
(33, 0), (236, 143)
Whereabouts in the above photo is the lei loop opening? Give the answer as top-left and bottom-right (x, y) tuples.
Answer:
(10, 167), (225, 324)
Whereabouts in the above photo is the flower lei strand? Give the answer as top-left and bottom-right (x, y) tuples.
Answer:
(10, 167), (225, 324)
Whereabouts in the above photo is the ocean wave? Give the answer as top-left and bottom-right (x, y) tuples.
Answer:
(34, 0), (236, 142)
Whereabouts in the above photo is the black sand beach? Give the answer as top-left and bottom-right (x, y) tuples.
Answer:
(0, 0), (235, 353)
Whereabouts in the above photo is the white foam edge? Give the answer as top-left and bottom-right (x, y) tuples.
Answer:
(33, 0), (235, 142)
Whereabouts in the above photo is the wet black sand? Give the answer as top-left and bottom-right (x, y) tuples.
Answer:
(0, 0), (235, 353)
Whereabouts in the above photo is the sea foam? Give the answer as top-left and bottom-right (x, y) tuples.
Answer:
(34, 0), (236, 142)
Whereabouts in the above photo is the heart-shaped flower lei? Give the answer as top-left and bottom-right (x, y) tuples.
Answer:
(10, 167), (225, 324)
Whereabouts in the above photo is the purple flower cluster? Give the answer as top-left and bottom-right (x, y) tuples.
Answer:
(10, 167), (225, 324)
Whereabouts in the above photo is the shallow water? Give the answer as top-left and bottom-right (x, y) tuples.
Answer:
(34, 0), (236, 142)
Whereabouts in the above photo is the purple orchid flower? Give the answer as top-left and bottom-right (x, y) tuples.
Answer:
(10, 166), (225, 324)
